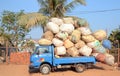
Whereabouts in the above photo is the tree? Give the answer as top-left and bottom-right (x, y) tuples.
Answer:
(18, 13), (48, 29)
(108, 28), (120, 48)
(38, 0), (86, 17)
(0, 27), (5, 46)
(21, 39), (35, 52)
(18, 0), (86, 29)
(0, 10), (30, 47)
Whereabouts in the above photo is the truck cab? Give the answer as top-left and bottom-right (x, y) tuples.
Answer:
(29, 45), (96, 75)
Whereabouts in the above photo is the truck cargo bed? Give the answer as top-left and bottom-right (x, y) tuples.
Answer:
(53, 56), (96, 66)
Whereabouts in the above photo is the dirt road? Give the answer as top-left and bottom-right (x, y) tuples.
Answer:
(0, 62), (120, 76)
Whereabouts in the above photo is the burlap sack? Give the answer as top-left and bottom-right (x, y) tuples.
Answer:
(64, 39), (74, 48)
(70, 30), (81, 43)
(63, 17), (74, 24)
(38, 39), (52, 45)
(75, 40), (85, 49)
(87, 40), (101, 48)
(42, 31), (54, 41)
(82, 35), (96, 43)
(67, 47), (79, 57)
(74, 18), (89, 28)
(55, 31), (68, 41)
(91, 53), (99, 57)
(52, 38), (63, 47)
(79, 45), (92, 56)
(105, 53), (115, 66)
(50, 18), (63, 26)
(60, 24), (74, 34)
(93, 45), (106, 53)
(96, 53), (106, 62)
(93, 30), (107, 41)
(46, 22), (59, 33)
(54, 46), (66, 55)
(80, 27), (92, 35)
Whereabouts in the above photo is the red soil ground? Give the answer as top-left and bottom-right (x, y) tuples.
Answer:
(0, 62), (120, 76)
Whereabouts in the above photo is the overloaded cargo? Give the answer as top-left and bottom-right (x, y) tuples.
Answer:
(38, 17), (114, 66)
(70, 30), (81, 43)
(52, 38), (63, 47)
(64, 39), (74, 48)
(92, 53), (106, 62)
(102, 39), (112, 49)
(79, 45), (92, 56)
(93, 30), (107, 41)
(75, 40), (85, 49)
(55, 31), (68, 40)
(67, 47), (79, 57)
(42, 31), (54, 41)
(54, 46), (66, 55)
(38, 38), (52, 45)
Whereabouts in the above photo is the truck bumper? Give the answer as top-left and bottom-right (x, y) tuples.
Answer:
(29, 65), (39, 73)
(29, 65), (35, 69)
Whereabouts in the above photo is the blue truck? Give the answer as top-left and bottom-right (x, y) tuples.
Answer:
(29, 45), (96, 75)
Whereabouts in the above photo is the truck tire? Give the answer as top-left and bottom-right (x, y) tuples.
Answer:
(40, 64), (51, 75)
(86, 63), (93, 69)
(75, 64), (86, 73)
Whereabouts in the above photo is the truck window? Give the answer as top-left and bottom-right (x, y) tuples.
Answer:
(35, 48), (49, 54)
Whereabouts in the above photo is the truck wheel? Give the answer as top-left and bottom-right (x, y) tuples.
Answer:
(86, 63), (93, 69)
(75, 64), (86, 73)
(40, 64), (51, 75)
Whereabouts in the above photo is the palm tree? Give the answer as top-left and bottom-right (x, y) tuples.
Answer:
(108, 28), (120, 48)
(38, 0), (86, 17)
(18, 13), (48, 28)
(18, 0), (86, 28)
(108, 29), (120, 42)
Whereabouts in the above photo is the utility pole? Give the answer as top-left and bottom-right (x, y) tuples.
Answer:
(117, 25), (120, 67)
(117, 38), (120, 67)
(6, 41), (8, 64)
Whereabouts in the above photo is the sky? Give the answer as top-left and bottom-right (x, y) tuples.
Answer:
(0, 0), (120, 39)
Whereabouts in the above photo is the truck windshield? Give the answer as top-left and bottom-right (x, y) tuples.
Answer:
(34, 47), (49, 54)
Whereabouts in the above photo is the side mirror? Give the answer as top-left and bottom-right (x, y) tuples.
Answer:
(36, 51), (40, 55)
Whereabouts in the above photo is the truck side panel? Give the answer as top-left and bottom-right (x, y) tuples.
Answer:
(53, 56), (96, 66)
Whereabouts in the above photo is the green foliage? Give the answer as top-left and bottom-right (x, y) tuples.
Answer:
(38, 0), (86, 17)
(108, 28), (120, 48)
(0, 10), (30, 47)
(18, 13), (48, 29)
(20, 39), (35, 52)
(24, 40), (35, 48)
(115, 32), (120, 40)
(18, 0), (86, 30)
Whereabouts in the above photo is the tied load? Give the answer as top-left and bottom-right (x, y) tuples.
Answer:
(38, 17), (113, 66)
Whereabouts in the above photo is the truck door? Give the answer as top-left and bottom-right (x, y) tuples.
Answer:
(36, 46), (52, 65)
